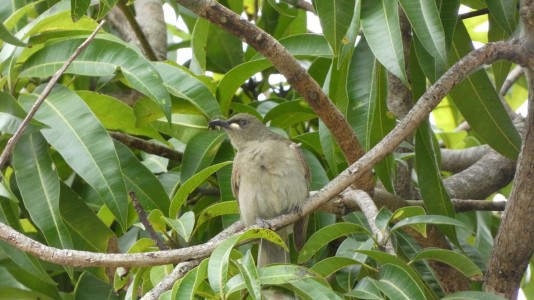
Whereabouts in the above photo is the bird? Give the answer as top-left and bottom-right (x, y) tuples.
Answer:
(209, 113), (310, 267)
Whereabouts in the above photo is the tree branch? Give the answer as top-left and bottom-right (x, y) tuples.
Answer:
(0, 21), (106, 180)
(174, 0), (374, 193)
(110, 131), (183, 161)
(115, 0), (158, 61)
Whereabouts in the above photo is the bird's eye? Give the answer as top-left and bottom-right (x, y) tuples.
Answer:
(239, 120), (248, 127)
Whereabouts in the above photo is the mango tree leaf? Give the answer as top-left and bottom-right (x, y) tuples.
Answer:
(234, 251), (261, 300)
(164, 211), (195, 242)
(377, 264), (426, 300)
(154, 62), (221, 118)
(315, 0), (356, 55)
(410, 248), (482, 278)
(448, 22), (521, 159)
(442, 291), (507, 300)
(13, 133), (73, 251)
(20, 34), (171, 121)
(196, 201), (239, 230)
(361, 0), (408, 85)
(71, 0), (90, 21)
(356, 250), (438, 300)
(181, 131), (226, 184)
(169, 161), (232, 218)
(310, 256), (360, 278)
(348, 277), (382, 300)
(78, 91), (163, 140)
(171, 259), (209, 300)
(486, 0), (518, 35)
(19, 86), (129, 229)
(415, 121), (458, 245)
(391, 215), (470, 234)
(398, 0), (447, 68)
(114, 141), (170, 213)
(0, 22), (27, 46)
(298, 222), (370, 264)
(290, 277), (343, 300)
(208, 229), (287, 297)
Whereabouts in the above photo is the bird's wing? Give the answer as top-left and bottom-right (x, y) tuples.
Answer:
(231, 160), (240, 204)
(290, 142), (311, 186)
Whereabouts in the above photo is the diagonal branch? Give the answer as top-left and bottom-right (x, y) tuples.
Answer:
(0, 21), (106, 180)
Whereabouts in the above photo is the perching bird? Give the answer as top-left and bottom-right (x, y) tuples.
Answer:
(209, 113), (310, 266)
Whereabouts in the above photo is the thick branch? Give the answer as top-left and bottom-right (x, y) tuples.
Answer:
(440, 145), (491, 173)
(175, 0), (373, 192)
(443, 149), (516, 199)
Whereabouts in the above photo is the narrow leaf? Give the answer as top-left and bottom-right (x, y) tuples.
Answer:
(298, 222), (370, 264)
(377, 264), (426, 300)
(361, 0), (408, 85)
(20, 86), (129, 229)
(315, 0), (356, 55)
(169, 161), (232, 218)
(13, 133), (73, 250)
(410, 248), (482, 278)
(181, 131), (226, 184)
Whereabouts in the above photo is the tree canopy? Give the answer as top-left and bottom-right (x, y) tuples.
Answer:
(0, 0), (533, 299)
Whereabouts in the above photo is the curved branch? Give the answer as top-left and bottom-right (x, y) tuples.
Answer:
(440, 145), (491, 173)
(175, 0), (373, 192)
(110, 132), (183, 161)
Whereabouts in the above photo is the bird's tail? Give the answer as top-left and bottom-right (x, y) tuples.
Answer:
(257, 227), (289, 267)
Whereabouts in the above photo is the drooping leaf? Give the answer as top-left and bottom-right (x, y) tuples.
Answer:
(376, 264), (426, 300)
(298, 222), (370, 264)
(398, 0), (447, 68)
(181, 131), (226, 184)
(315, 0), (356, 55)
(20, 34), (172, 121)
(448, 22), (521, 159)
(171, 259), (209, 300)
(410, 248), (482, 278)
(0, 22), (27, 46)
(19, 86), (129, 229)
(13, 133), (73, 251)
(486, 0), (518, 35)
(169, 161), (232, 218)
(361, 0), (408, 85)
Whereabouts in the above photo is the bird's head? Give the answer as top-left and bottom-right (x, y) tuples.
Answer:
(208, 113), (277, 150)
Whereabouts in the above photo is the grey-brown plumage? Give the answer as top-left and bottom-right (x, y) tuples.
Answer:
(209, 113), (310, 267)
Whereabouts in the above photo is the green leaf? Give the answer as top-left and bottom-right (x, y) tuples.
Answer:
(391, 215), (470, 234)
(114, 141), (170, 213)
(377, 264), (426, 300)
(264, 99), (316, 129)
(488, 15), (512, 91)
(486, 0), (518, 35)
(169, 161), (232, 218)
(190, 18), (209, 73)
(181, 131), (226, 184)
(356, 250), (438, 300)
(449, 22), (521, 159)
(290, 277), (343, 300)
(20, 86), (129, 230)
(71, 0), (90, 21)
(235, 251), (261, 300)
(310, 256), (360, 278)
(315, 0), (356, 55)
(415, 121), (458, 244)
(165, 211), (195, 242)
(78, 91), (163, 140)
(13, 133), (73, 251)
(398, 0), (447, 67)
(96, 0), (117, 20)
(20, 34), (171, 121)
(154, 62), (221, 118)
(171, 259), (209, 300)
(0, 22), (27, 46)
(298, 222), (370, 264)
(59, 183), (115, 253)
(368, 62), (396, 193)
(442, 291), (507, 300)
(361, 0), (408, 85)
(208, 229), (287, 296)
(196, 201), (239, 230)
(348, 277), (383, 300)
(410, 248), (482, 278)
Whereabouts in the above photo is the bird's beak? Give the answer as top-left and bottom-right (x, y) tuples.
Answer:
(208, 119), (230, 130)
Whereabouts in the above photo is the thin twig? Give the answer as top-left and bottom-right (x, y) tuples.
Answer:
(110, 132), (183, 161)
(141, 260), (201, 300)
(117, 0), (158, 61)
(0, 21), (106, 180)
(130, 191), (168, 250)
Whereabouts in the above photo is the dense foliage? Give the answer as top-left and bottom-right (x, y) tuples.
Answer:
(0, 0), (529, 299)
